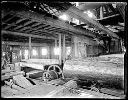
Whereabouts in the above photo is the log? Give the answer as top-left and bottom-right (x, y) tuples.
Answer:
(63, 54), (124, 89)
(46, 80), (78, 97)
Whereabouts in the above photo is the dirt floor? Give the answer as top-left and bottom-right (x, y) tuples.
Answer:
(1, 78), (125, 98)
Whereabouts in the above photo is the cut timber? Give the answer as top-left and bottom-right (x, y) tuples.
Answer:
(64, 80), (78, 89)
(46, 80), (78, 97)
(2, 70), (15, 75)
(4, 80), (25, 91)
(1, 71), (25, 81)
(13, 75), (33, 89)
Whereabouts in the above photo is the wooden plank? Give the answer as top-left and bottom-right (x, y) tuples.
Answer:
(1, 71), (25, 81)
(23, 20), (34, 26)
(13, 75), (33, 88)
(4, 15), (16, 23)
(15, 18), (28, 24)
(14, 25), (24, 30)
(31, 23), (42, 28)
(46, 80), (77, 97)
(4, 24), (16, 30)
(2, 30), (56, 40)
(19, 27), (30, 31)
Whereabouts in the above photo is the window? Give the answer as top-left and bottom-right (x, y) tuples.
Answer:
(32, 49), (37, 56)
(54, 47), (60, 55)
(41, 48), (47, 55)
(66, 47), (71, 56)
(24, 50), (28, 59)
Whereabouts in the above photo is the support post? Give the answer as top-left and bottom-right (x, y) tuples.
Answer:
(59, 34), (62, 65)
(55, 39), (57, 48)
(63, 34), (66, 63)
(74, 36), (78, 57)
(29, 36), (32, 59)
(100, 6), (103, 19)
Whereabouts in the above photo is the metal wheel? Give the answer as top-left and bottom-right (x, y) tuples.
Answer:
(47, 64), (64, 79)
(42, 70), (58, 82)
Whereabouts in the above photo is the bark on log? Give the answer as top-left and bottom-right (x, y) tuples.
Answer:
(63, 55), (124, 89)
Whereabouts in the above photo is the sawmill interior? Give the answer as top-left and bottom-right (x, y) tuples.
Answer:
(1, 1), (127, 98)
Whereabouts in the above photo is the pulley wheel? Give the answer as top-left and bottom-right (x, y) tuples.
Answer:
(42, 70), (58, 82)
(47, 64), (64, 79)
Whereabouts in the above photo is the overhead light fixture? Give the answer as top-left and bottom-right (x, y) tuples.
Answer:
(59, 14), (68, 21)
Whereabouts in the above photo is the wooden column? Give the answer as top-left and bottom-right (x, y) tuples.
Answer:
(59, 34), (62, 64)
(100, 6), (103, 19)
(29, 36), (32, 59)
(74, 36), (78, 57)
(63, 34), (66, 63)
(55, 39), (57, 47)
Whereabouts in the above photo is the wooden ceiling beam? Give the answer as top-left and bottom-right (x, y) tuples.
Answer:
(64, 5), (119, 39)
(6, 10), (95, 38)
(2, 30), (56, 40)
(2, 41), (48, 46)
(4, 14), (16, 23)
(4, 23), (15, 30)
(15, 18), (28, 24)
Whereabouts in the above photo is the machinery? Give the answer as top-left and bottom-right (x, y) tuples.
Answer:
(1, 54), (124, 98)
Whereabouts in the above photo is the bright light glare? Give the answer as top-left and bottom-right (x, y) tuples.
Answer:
(41, 48), (47, 55)
(54, 48), (60, 55)
(87, 11), (93, 18)
(32, 49), (37, 56)
(84, 10), (93, 18)
(66, 47), (71, 55)
(59, 14), (68, 21)
(25, 50), (28, 56)
(24, 50), (28, 59)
